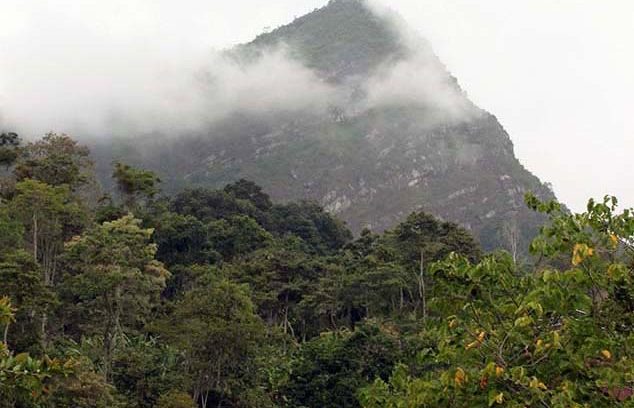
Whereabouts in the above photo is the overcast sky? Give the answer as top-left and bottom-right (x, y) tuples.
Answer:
(1, 0), (633, 211)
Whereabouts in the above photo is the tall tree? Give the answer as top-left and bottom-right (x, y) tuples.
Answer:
(112, 162), (161, 211)
(0, 132), (21, 170)
(156, 274), (265, 408)
(14, 132), (93, 190)
(62, 215), (169, 380)
(10, 180), (85, 285)
(9, 180), (85, 346)
(360, 196), (634, 407)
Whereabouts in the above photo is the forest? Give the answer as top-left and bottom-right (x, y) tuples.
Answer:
(1, 132), (634, 407)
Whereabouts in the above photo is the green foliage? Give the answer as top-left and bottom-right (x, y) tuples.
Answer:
(224, 179), (273, 211)
(0, 298), (79, 408)
(46, 357), (122, 408)
(4, 133), (632, 408)
(284, 321), (404, 408)
(113, 162), (161, 209)
(269, 201), (353, 255)
(207, 215), (273, 260)
(0, 251), (54, 352)
(171, 187), (260, 223)
(153, 212), (218, 266)
(110, 336), (187, 407)
(0, 206), (23, 252)
(10, 179), (87, 284)
(155, 274), (266, 407)
(0, 132), (21, 170)
(360, 195), (634, 407)
(156, 390), (197, 408)
(61, 215), (169, 379)
(14, 133), (92, 189)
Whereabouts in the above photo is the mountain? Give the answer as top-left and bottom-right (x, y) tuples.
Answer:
(98, 0), (554, 251)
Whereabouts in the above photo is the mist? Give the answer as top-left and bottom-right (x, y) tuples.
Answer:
(0, 37), (339, 138)
(0, 0), (474, 140)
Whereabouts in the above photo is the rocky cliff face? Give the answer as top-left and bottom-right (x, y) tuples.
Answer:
(100, 0), (554, 251)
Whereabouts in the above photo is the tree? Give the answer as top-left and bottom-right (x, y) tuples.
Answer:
(0, 132), (21, 170)
(156, 390), (197, 408)
(9, 179), (85, 346)
(284, 321), (403, 408)
(62, 215), (169, 380)
(110, 336), (188, 408)
(153, 212), (218, 266)
(388, 211), (481, 318)
(229, 238), (326, 340)
(0, 251), (54, 352)
(112, 162), (161, 210)
(207, 215), (272, 260)
(0, 298), (78, 408)
(224, 178), (273, 211)
(10, 179), (85, 285)
(156, 274), (265, 408)
(14, 132), (93, 189)
(0, 205), (23, 252)
(171, 187), (259, 222)
(269, 201), (352, 254)
(360, 195), (634, 407)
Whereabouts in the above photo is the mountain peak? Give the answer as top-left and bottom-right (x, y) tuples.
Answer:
(237, 0), (408, 81)
(104, 1), (554, 252)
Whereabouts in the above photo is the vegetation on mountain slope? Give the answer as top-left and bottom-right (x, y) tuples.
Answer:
(94, 0), (554, 253)
(1, 132), (633, 407)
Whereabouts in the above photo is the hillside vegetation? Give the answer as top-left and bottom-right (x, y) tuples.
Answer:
(2, 133), (634, 407)
(94, 0), (554, 253)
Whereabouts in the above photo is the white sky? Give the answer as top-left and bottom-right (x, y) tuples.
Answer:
(1, 0), (633, 211)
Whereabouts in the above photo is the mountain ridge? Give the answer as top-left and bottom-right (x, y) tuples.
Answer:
(97, 0), (554, 251)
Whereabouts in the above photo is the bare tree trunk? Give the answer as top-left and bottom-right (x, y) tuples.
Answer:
(103, 286), (122, 381)
(503, 217), (520, 264)
(3, 322), (9, 345)
(419, 249), (427, 320)
(32, 214), (38, 261)
(200, 390), (209, 408)
(40, 313), (47, 349)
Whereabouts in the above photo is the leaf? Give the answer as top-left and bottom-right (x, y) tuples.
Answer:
(529, 377), (547, 390)
(488, 392), (504, 406)
(495, 366), (504, 377)
(514, 315), (533, 328)
(454, 368), (466, 387)
(572, 243), (594, 266)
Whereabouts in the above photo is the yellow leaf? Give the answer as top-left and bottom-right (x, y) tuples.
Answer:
(494, 393), (504, 404)
(529, 377), (547, 390)
(477, 331), (486, 342)
(572, 243), (594, 266)
(465, 340), (479, 350)
(495, 366), (505, 377)
(454, 368), (466, 387)
(610, 234), (619, 248)
(601, 349), (612, 360)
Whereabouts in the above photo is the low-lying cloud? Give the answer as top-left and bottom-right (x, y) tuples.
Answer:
(362, 54), (475, 120)
(0, 0), (474, 140)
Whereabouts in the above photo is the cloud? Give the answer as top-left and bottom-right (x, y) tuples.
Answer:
(360, 0), (476, 121)
(0, 39), (337, 138)
(361, 53), (476, 121)
(202, 48), (339, 120)
(0, 0), (475, 140)
(0, 2), (338, 139)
